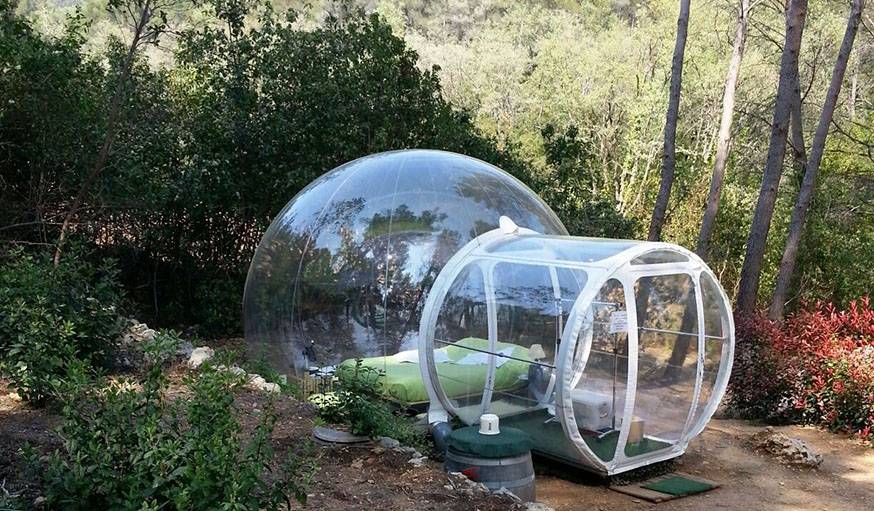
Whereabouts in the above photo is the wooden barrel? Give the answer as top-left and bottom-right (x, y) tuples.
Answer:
(445, 447), (536, 502)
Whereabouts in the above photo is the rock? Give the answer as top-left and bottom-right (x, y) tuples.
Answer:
(177, 340), (194, 358)
(378, 437), (401, 449)
(225, 365), (247, 376)
(446, 471), (489, 495)
(7, 392), (21, 402)
(125, 321), (156, 343)
(33, 496), (46, 508)
(395, 446), (418, 455)
(493, 487), (521, 502)
(312, 426), (369, 444)
(525, 502), (554, 511)
(214, 364), (247, 377)
(187, 346), (214, 369)
(246, 374), (280, 393)
(408, 455), (428, 468)
(750, 427), (823, 468)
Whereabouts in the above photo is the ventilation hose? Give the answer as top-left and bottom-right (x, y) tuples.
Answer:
(430, 421), (453, 453)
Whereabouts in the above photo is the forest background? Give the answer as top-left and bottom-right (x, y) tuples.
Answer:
(2, 0), (872, 333)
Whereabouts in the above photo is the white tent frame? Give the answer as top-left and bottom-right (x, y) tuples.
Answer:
(418, 220), (734, 475)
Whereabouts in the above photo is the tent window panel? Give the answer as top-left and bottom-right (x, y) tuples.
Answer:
(701, 273), (728, 339)
(630, 250), (689, 265)
(570, 278), (628, 462)
(489, 263), (559, 414)
(687, 273), (730, 428)
(433, 264), (490, 423)
(689, 339), (723, 427)
(626, 274), (698, 455)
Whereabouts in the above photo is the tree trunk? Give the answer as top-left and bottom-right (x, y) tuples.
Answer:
(787, 73), (808, 184)
(661, 0), (751, 380)
(53, 1), (153, 266)
(648, 0), (692, 242)
(695, 0), (751, 258)
(768, 0), (864, 320)
(735, 0), (808, 316)
(848, 57), (858, 120)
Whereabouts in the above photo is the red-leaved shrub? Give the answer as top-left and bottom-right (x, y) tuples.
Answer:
(727, 297), (874, 442)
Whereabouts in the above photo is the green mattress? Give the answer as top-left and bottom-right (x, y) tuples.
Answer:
(336, 337), (532, 404)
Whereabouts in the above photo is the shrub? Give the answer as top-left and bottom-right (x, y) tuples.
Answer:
(728, 298), (874, 441)
(37, 334), (317, 510)
(0, 247), (126, 403)
(314, 360), (425, 448)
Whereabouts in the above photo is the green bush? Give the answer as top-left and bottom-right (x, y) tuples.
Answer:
(0, 247), (126, 403)
(37, 334), (317, 510)
(314, 360), (425, 449)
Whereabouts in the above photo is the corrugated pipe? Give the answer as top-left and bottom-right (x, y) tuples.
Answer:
(430, 421), (453, 453)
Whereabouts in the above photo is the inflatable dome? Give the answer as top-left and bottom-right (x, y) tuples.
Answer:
(244, 150), (567, 385)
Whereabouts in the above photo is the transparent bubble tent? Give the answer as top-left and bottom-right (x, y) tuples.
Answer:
(245, 150), (734, 475)
(244, 150), (567, 382)
(418, 217), (734, 474)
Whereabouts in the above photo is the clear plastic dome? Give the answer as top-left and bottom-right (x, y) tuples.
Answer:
(418, 223), (734, 475)
(244, 150), (567, 382)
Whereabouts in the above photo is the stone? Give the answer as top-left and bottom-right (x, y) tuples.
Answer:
(750, 427), (823, 468)
(246, 374), (280, 393)
(176, 340), (194, 358)
(125, 321), (156, 343)
(313, 426), (369, 444)
(524, 503), (554, 511)
(446, 471), (489, 494)
(407, 455), (428, 468)
(215, 364), (247, 376)
(187, 346), (215, 368)
(395, 446), (418, 455)
(493, 487), (521, 502)
(378, 436), (401, 449)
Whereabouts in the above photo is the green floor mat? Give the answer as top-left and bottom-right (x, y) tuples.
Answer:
(621, 435), (672, 459)
(496, 408), (672, 463)
(500, 408), (579, 462)
(642, 475), (716, 496)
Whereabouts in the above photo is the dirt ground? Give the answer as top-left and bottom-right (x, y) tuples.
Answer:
(2, 372), (872, 510)
(535, 419), (874, 511)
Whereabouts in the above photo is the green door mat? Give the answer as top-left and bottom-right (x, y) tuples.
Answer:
(610, 473), (720, 502)
(642, 475), (715, 496)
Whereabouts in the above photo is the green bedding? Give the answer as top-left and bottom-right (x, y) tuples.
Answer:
(336, 337), (532, 404)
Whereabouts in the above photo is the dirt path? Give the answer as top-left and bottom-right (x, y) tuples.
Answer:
(536, 419), (874, 511)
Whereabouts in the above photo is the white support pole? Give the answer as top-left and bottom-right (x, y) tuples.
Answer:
(481, 260), (499, 413)
(610, 275), (639, 472)
(680, 271), (706, 441)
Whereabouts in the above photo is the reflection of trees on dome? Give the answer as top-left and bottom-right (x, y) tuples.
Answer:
(292, 204), (464, 365)
(454, 174), (546, 231)
(245, 150), (568, 377)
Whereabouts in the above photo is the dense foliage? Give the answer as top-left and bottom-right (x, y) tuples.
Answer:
(35, 334), (317, 509)
(3, 0), (872, 332)
(2, 0), (554, 334)
(728, 299), (874, 441)
(0, 246), (125, 402)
